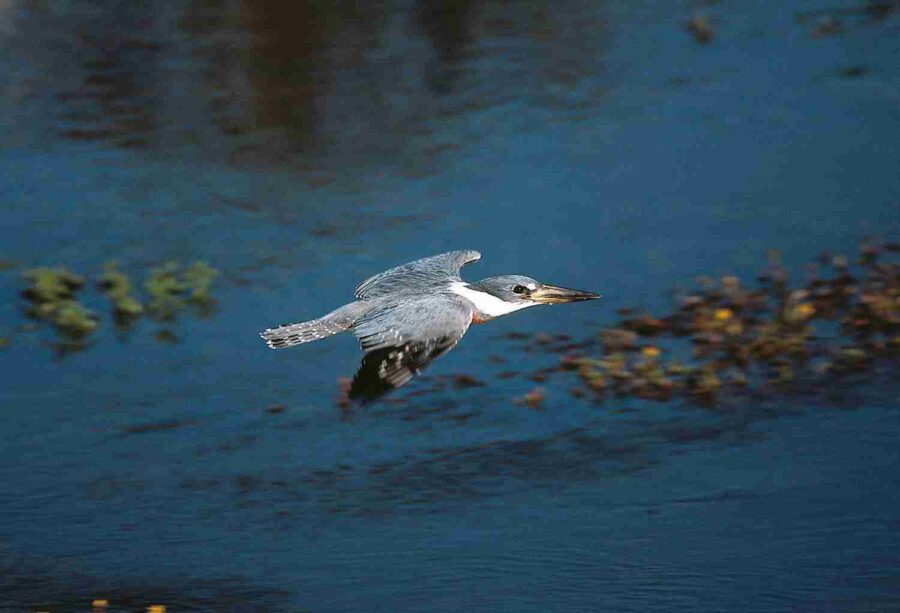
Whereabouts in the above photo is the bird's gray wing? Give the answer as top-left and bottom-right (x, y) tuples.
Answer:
(349, 294), (473, 401)
(354, 250), (481, 299)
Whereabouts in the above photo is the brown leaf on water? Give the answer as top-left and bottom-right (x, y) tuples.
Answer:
(686, 13), (715, 44)
(515, 386), (545, 408)
(335, 377), (352, 409)
(452, 374), (485, 389)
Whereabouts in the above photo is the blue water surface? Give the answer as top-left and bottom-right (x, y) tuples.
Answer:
(1, 0), (898, 611)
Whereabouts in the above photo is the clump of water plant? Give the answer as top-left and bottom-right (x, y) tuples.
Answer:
(145, 260), (218, 320)
(17, 260), (219, 352)
(515, 241), (900, 405)
(145, 262), (186, 321)
(98, 261), (143, 324)
(182, 261), (217, 304)
(20, 267), (99, 344)
(182, 260), (218, 317)
(21, 267), (84, 307)
(686, 12), (715, 44)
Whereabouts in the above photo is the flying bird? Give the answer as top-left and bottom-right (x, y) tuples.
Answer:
(260, 250), (599, 401)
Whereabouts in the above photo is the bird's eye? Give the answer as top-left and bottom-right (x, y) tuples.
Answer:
(512, 285), (527, 294)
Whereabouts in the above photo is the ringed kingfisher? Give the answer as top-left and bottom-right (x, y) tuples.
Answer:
(260, 250), (599, 401)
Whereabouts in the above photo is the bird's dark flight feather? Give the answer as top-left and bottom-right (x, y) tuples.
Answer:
(349, 336), (459, 402)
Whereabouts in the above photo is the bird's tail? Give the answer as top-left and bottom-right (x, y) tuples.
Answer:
(260, 302), (364, 349)
(260, 319), (342, 349)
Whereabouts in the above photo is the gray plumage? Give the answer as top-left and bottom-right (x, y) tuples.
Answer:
(260, 249), (599, 401)
(261, 302), (368, 348)
(260, 250), (480, 350)
(353, 249), (481, 298)
(350, 295), (473, 391)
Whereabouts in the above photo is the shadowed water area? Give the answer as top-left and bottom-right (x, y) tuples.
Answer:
(1, 0), (899, 611)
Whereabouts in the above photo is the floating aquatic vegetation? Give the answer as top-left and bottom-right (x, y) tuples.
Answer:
(145, 262), (186, 321)
(154, 329), (179, 344)
(0, 336), (9, 348)
(183, 260), (217, 303)
(98, 261), (143, 324)
(796, 1), (898, 28)
(686, 12), (715, 44)
(451, 374), (485, 389)
(16, 260), (219, 353)
(811, 15), (842, 37)
(20, 267), (98, 349)
(515, 386), (546, 408)
(52, 300), (100, 336)
(21, 267), (84, 306)
(514, 242), (900, 405)
(838, 65), (869, 78)
(182, 260), (218, 317)
(145, 260), (218, 320)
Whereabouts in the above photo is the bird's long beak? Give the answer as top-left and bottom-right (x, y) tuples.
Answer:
(530, 283), (600, 304)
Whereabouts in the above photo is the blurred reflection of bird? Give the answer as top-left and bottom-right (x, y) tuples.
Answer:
(261, 250), (599, 401)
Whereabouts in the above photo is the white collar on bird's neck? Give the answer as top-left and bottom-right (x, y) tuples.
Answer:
(449, 282), (537, 318)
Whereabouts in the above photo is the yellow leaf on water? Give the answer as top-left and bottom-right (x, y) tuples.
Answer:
(794, 303), (816, 319)
(641, 346), (661, 358)
(714, 308), (733, 321)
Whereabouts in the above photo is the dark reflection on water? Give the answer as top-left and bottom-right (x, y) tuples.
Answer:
(3, 0), (611, 174)
(418, 0), (474, 94)
(58, 10), (161, 149)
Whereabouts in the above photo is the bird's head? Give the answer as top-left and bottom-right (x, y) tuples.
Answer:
(462, 275), (599, 317)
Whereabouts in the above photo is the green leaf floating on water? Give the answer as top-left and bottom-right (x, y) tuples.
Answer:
(98, 261), (144, 319)
(144, 260), (219, 319)
(145, 261), (187, 321)
(52, 300), (99, 338)
(21, 267), (84, 304)
(183, 261), (218, 305)
(20, 267), (97, 339)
